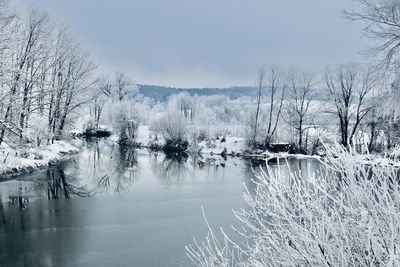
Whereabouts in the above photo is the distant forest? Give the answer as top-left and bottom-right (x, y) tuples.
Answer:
(138, 85), (256, 101)
(138, 84), (330, 102)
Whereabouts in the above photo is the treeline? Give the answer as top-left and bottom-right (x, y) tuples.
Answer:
(247, 0), (400, 154)
(138, 85), (256, 102)
(0, 2), (95, 146)
(247, 65), (388, 153)
(140, 64), (396, 155)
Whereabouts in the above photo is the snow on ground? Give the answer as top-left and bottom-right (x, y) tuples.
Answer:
(0, 141), (79, 178)
(244, 151), (320, 160)
(136, 125), (150, 143)
(197, 137), (245, 156)
(110, 125), (321, 160)
(135, 125), (245, 155)
(115, 125), (165, 148)
(136, 125), (164, 147)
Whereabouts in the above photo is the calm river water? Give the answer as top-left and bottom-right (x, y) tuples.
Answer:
(0, 140), (320, 267)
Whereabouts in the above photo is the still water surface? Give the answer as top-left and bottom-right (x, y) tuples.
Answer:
(0, 140), (320, 267)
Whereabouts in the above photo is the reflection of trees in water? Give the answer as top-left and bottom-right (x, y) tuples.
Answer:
(5, 166), (92, 210)
(150, 152), (230, 184)
(46, 166), (92, 200)
(8, 195), (29, 209)
(88, 139), (102, 177)
(244, 158), (323, 196)
(193, 155), (227, 170)
(159, 153), (189, 184)
(84, 142), (139, 193)
(194, 155), (228, 182)
(150, 152), (192, 183)
(0, 201), (5, 223)
(65, 140), (139, 194)
(192, 155), (228, 182)
(243, 159), (260, 196)
(8, 145), (139, 208)
(114, 146), (138, 192)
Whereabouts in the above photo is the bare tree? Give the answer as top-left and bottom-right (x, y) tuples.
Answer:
(0, 7), (50, 144)
(284, 70), (316, 149)
(250, 67), (264, 148)
(264, 65), (289, 146)
(0, 0), (16, 144)
(115, 71), (133, 101)
(344, 0), (400, 69)
(325, 64), (376, 147)
(93, 75), (112, 127)
(47, 24), (95, 142)
(364, 105), (385, 151)
(18, 7), (51, 129)
(344, 1), (400, 149)
(0, 0), (16, 59)
(0, 4), (96, 146)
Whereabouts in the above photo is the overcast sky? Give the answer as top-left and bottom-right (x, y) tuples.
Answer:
(15, 0), (364, 88)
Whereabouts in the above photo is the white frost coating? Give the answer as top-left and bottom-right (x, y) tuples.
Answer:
(187, 143), (400, 266)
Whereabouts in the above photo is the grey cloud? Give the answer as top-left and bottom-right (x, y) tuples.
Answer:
(15, 0), (364, 87)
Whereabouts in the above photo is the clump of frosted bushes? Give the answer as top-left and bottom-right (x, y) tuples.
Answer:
(187, 143), (400, 266)
(151, 112), (188, 152)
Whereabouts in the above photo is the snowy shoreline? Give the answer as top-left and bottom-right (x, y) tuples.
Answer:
(0, 141), (79, 178)
(131, 125), (321, 160)
(4, 134), (397, 181)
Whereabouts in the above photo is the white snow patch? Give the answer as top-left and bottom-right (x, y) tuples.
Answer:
(0, 141), (79, 177)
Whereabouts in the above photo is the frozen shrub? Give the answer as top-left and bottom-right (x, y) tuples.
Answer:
(153, 112), (187, 139)
(152, 112), (188, 152)
(187, 143), (400, 266)
(109, 101), (139, 144)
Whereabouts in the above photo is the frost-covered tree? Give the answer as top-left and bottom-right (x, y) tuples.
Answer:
(325, 64), (376, 147)
(249, 67), (264, 148)
(0, 3), (96, 146)
(284, 70), (316, 150)
(115, 71), (137, 101)
(344, 0), (400, 150)
(109, 100), (139, 145)
(91, 75), (112, 128)
(47, 25), (95, 142)
(246, 65), (289, 148)
(92, 72), (143, 144)
(344, 0), (400, 69)
(153, 112), (187, 143)
(264, 65), (289, 145)
(0, 6), (52, 144)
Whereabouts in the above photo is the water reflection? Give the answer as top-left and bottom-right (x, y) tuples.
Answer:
(0, 166), (92, 211)
(243, 157), (322, 195)
(47, 166), (92, 200)
(153, 153), (189, 184)
(0, 140), (324, 267)
(0, 140), (322, 211)
(70, 140), (139, 193)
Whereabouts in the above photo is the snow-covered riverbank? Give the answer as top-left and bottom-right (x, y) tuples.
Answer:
(128, 126), (320, 160)
(0, 141), (79, 178)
